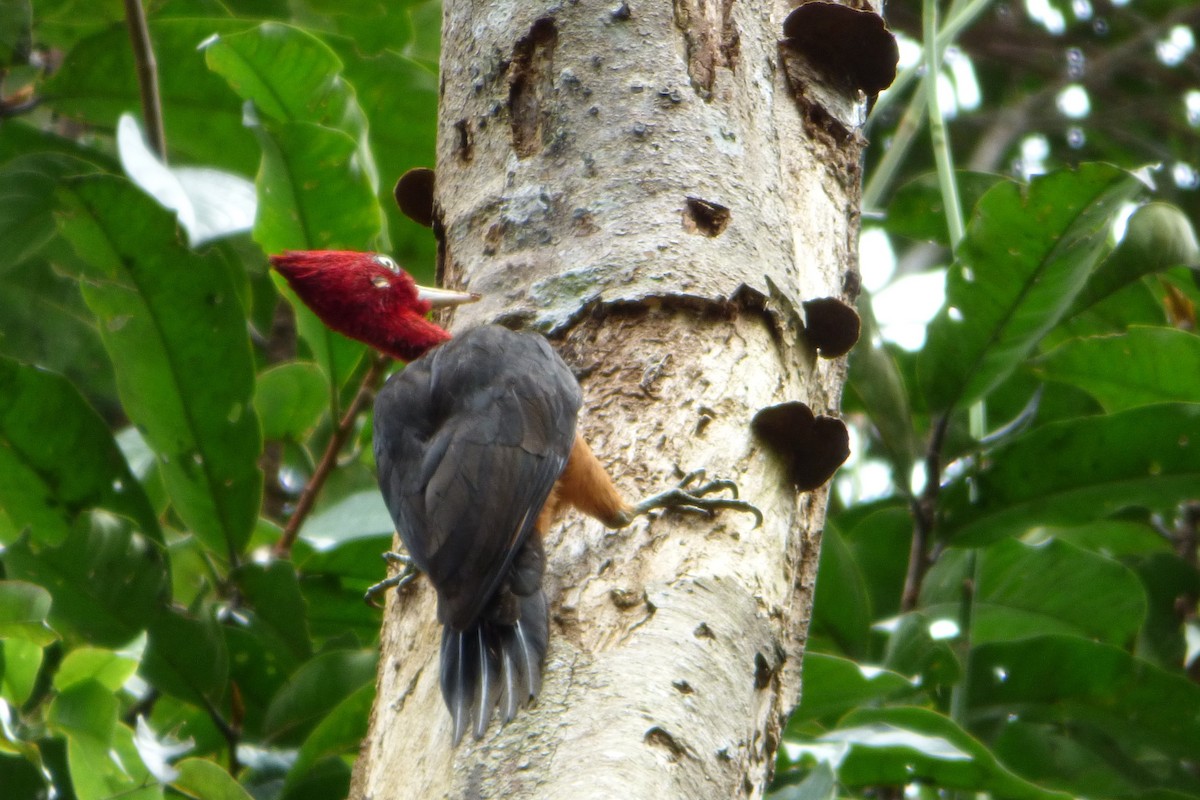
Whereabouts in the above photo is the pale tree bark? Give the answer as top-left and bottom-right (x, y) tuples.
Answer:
(351, 0), (884, 797)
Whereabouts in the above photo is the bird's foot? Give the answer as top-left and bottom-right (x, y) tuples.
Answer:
(630, 469), (764, 527)
(364, 551), (417, 608)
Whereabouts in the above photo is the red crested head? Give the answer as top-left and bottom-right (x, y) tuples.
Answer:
(270, 250), (479, 362)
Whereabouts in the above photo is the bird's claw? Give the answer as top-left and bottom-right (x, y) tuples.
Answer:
(364, 551), (417, 607)
(632, 471), (763, 527)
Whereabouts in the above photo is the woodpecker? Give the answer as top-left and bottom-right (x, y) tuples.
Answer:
(270, 250), (758, 744)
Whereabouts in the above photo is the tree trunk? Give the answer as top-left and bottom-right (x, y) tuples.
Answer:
(351, 0), (871, 796)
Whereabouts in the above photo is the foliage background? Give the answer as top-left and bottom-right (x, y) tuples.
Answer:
(0, 1), (1197, 799)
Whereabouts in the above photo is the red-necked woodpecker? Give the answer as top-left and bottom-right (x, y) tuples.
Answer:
(270, 250), (758, 744)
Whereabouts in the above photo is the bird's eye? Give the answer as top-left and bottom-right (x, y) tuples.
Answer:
(371, 275), (390, 289)
(373, 254), (401, 274)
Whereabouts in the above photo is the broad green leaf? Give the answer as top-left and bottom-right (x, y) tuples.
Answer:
(810, 524), (872, 660)
(262, 649), (376, 745)
(48, 678), (117, 741)
(0, 744), (47, 796)
(1134, 553), (1200, 671)
(766, 762), (836, 800)
(838, 504), (912, 622)
(941, 403), (1200, 544)
(252, 121), (382, 253)
(285, 680), (373, 790)
(334, 44), (438, 274)
(884, 171), (1010, 246)
(830, 706), (1071, 800)
(920, 164), (1145, 412)
(0, 581), (54, 646)
(54, 646), (138, 692)
(789, 654), (913, 726)
(233, 561), (313, 661)
(920, 538), (1146, 645)
(0, 255), (118, 416)
(0, 356), (161, 547)
(203, 23), (361, 132)
(301, 489), (394, 546)
(172, 757), (255, 800)
(847, 301), (917, 484)
(881, 613), (961, 690)
(254, 362), (328, 440)
(225, 625), (295, 737)
(969, 635), (1200, 761)
(56, 175), (262, 558)
(141, 609), (229, 706)
(1033, 327), (1200, 412)
(1029, 520), (1172, 557)
(206, 23), (381, 390)
(1, 637), (44, 706)
(4, 511), (168, 647)
(0, 154), (98, 267)
(992, 720), (1200, 799)
(1070, 201), (1200, 316)
(45, 19), (259, 174)
(48, 680), (161, 800)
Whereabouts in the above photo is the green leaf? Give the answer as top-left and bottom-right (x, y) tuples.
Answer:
(253, 121), (382, 253)
(54, 646), (139, 692)
(0, 154), (99, 267)
(56, 174), (262, 558)
(969, 635), (1200, 761)
(847, 301), (917, 484)
(254, 362), (328, 441)
(233, 561), (313, 661)
(172, 757), (255, 800)
(920, 538), (1146, 645)
(141, 609), (229, 706)
(790, 654), (913, 726)
(830, 706), (1071, 799)
(203, 23), (361, 131)
(0, 581), (54, 646)
(991, 720), (1196, 799)
(285, 680), (373, 790)
(0, 355), (161, 547)
(941, 403), (1200, 544)
(300, 489), (394, 545)
(1, 637), (44, 707)
(920, 164), (1145, 412)
(884, 171), (1010, 246)
(881, 613), (961, 691)
(1033, 326), (1200, 412)
(1070, 201), (1200, 316)
(45, 19), (260, 174)
(205, 23), (381, 390)
(4, 511), (168, 647)
(810, 523), (872, 660)
(262, 649), (376, 745)
(47, 680), (161, 800)
(766, 762), (836, 800)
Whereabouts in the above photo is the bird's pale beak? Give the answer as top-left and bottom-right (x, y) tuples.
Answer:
(417, 285), (481, 308)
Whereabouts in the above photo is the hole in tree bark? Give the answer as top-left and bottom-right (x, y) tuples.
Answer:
(509, 18), (558, 159)
(683, 196), (731, 237)
(645, 727), (688, 762)
(453, 119), (473, 162)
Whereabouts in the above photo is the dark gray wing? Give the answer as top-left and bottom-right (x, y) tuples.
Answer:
(373, 325), (581, 631)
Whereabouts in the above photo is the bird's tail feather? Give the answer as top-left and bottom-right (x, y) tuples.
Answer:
(440, 590), (548, 744)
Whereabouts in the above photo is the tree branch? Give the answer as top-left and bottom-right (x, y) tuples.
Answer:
(902, 411), (950, 611)
(122, 0), (166, 159)
(272, 353), (391, 559)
